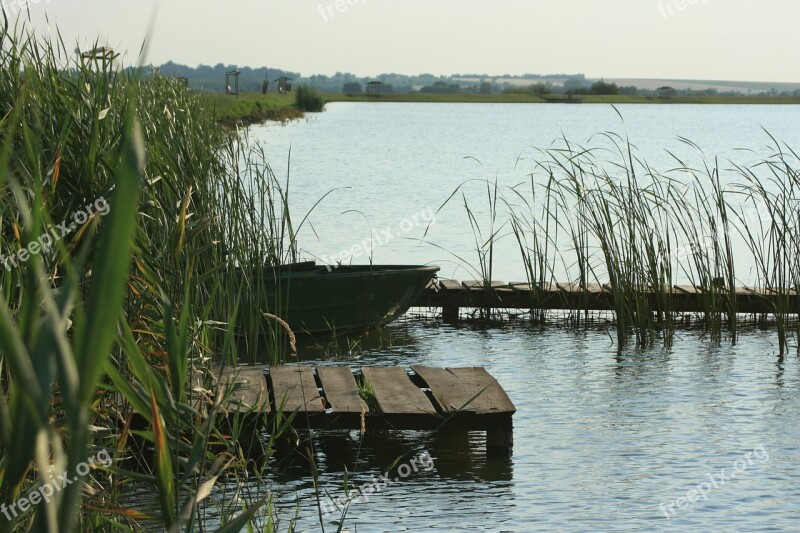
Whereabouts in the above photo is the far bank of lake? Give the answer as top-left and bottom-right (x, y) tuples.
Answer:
(199, 91), (800, 127)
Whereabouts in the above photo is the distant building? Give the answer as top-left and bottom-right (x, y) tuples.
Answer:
(226, 69), (241, 96)
(366, 81), (384, 96)
(276, 77), (293, 94)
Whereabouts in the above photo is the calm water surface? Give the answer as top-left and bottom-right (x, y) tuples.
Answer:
(253, 103), (800, 283)
(217, 320), (797, 532)
(171, 104), (800, 531)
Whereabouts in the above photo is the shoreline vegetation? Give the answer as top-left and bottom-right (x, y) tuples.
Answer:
(199, 91), (800, 126)
(197, 92), (303, 127)
(0, 25), (326, 531)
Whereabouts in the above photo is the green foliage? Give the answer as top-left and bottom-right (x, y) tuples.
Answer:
(419, 81), (462, 94)
(436, 133), (799, 351)
(294, 85), (325, 112)
(503, 82), (553, 96)
(342, 81), (363, 94)
(358, 378), (379, 412)
(0, 22), (300, 531)
(198, 92), (301, 126)
(591, 79), (620, 95)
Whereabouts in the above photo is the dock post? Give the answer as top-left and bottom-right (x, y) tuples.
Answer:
(486, 418), (513, 457)
(442, 304), (460, 324)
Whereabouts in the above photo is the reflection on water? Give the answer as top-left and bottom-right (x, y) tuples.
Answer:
(185, 318), (800, 531)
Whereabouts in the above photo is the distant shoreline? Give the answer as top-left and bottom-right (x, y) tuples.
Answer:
(197, 91), (800, 128)
(324, 93), (800, 105)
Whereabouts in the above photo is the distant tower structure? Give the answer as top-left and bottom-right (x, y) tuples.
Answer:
(79, 46), (117, 71)
(262, 77), (270, 94)
(276, 77), (293, 94)
(226, 69), (241, 96)
(366, 81), (384, 97)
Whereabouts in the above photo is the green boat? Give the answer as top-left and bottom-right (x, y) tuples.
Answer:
(242, 263), (439, 333)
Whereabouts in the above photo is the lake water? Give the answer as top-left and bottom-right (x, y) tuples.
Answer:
(177, 319), (800, 533)
(253, 102), (800, 284)
(196, 104), (800, 532)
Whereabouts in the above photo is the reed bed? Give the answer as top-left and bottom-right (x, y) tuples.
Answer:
(0, 20), (315, 531)
(444, 133), (800, 352)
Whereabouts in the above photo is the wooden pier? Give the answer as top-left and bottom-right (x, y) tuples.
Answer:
(413, 279), (800, 318)
(196, 365), (516, 456)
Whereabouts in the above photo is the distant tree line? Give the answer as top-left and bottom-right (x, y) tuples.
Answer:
(503, 79), (800, 98)
(147, 62), (800, 98)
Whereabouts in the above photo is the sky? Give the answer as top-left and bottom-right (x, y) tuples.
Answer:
(7, 0), (799, 82)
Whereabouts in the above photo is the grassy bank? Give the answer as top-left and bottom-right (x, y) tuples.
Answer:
(197, 92), (303, 126)
(194, 90), (800, 127)
(325, 92), (800, 105)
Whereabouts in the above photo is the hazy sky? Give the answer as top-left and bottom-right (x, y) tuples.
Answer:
(9, 0), (799, 81)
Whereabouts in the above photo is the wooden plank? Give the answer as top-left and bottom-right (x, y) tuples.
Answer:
(766, 287), (797, 296)
(674, 284), (701, 294)
(438, 279), (463, 291)
(193, 367), (270, 414)
(216, 367), (270, 414)
(361, 367), (435, 415)
(411, 366), (516, 416)
(556, 282), (583, 294)
(650, 284), (674, 294)
(509, 282), (533, 295)
(317, 366), (366, 413)
(585, 283), (605, 294)
(462, 280), (507, 289)
(269, 366), (325, 413)
(742, 286), (769, 296)
(539, 282), (560, 293)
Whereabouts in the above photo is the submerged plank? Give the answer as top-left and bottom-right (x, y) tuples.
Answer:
(317, 366), (366, 413)
(411, 366), (515, 416)
(361, 367), (436, 415)
(269, 366), (325, 413)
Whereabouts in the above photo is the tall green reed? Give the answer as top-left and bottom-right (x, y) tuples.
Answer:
(442, 132), (799, 350)
(0, 19), (297, 530)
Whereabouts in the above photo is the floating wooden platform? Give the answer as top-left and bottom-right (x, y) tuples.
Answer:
(196, 365), (516, 455)
(413, 279), (800, 316)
